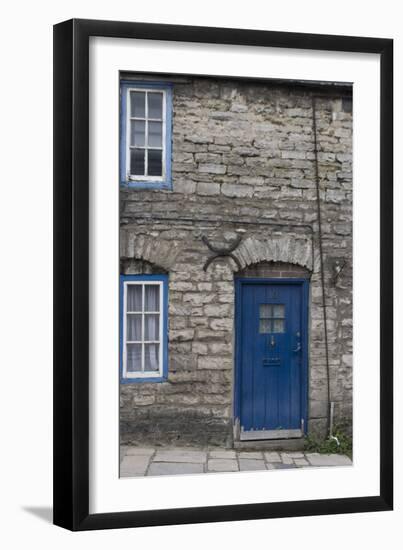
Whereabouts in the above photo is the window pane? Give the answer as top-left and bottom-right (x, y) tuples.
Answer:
(148, 92), (163, 119)
(148, 149), (162, 176)
(145, 314), (159, 341)
(144, 284), (160, 311)
(272, 319), (285, 333)
(148, 121), (162, 147)
(130, 91), (145, 118)
(126, 343), (142, 372)
(144, 343), (160, 372)
(126, 285), (142, 311)
(272, 305), (285, 318)
(126, 314), (142, 341)
(130, 120), (145, 146)
(259, 319), (272, 334)
(130, 149), (145, 176)
(260, 304), (272, 319)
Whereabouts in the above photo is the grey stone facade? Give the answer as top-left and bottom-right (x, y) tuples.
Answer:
(120, 76), (352, 447)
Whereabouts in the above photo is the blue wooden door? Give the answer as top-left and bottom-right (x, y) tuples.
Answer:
(236, 280), (307, 440)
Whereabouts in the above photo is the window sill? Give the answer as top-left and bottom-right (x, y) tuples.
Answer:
(121, 179), (172, 190)
(120, 375), (167, 384)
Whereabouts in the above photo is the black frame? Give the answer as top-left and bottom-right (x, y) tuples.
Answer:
(53, 18), (393, 531)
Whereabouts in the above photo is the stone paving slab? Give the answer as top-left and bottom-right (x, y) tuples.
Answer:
(153, 450), (207, 463)
(120, 446), (129, 464)
(294, 458), (310, 467)
(119, 445), (352, 477)
(239, 459), (267, 471)
(120, 455), (151, 477)
(283, 452), (305, 459)
(280, 453), (294, 465)
(305, 453), (352, 467)
(264, 451), (282, 463)
(209, 450), (237, 459)
(125, 446), (155, 457)
(238, 451), (264, 459)
(207, 459), (239, 472)
(148, 462), (204, 476)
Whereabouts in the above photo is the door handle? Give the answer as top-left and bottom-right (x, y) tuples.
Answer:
(293, 331), (301, 353)
(293, 343), (301, 353)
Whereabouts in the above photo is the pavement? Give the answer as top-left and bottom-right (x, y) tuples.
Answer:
(120, 446), (352, 477)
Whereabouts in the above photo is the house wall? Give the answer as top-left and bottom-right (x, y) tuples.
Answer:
(119, 76), (353, 447)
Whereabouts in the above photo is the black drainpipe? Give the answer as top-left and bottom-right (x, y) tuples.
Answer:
(312, 95), (331, 437)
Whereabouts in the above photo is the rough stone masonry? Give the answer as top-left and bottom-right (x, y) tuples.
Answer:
(120, 75), (353, 448)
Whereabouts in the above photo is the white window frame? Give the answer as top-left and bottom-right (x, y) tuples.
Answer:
(122, 280), (164, 379)
(125, 87), (167, 182)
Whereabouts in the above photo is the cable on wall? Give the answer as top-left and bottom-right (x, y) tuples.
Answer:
(312, 95), (332, 436)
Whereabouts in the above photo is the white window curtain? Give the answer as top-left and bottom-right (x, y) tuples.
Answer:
(125, 283), (161, 374)
(144, 284), (160, 372)
(145, 285), (159, 311)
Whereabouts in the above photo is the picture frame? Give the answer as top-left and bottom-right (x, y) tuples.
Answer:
(53, 18), (393, 531)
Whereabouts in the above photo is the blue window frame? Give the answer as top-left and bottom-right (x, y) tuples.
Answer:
(120, 274), (168, 383)
(120, 81), (173, 189)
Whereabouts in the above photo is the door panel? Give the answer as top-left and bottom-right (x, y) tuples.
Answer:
(237, 281), (306, 439)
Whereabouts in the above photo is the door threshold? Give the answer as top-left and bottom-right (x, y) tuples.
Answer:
(240, 428), (303, 441)
(234, 438), (305, 452)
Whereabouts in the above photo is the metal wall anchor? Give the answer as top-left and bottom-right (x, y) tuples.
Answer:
(202, 234), (242, 271)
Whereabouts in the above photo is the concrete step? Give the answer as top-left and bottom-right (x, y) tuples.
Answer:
(233, 438), (305, 452)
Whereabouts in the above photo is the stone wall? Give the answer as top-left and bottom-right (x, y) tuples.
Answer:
(120, 76), (353, 447)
